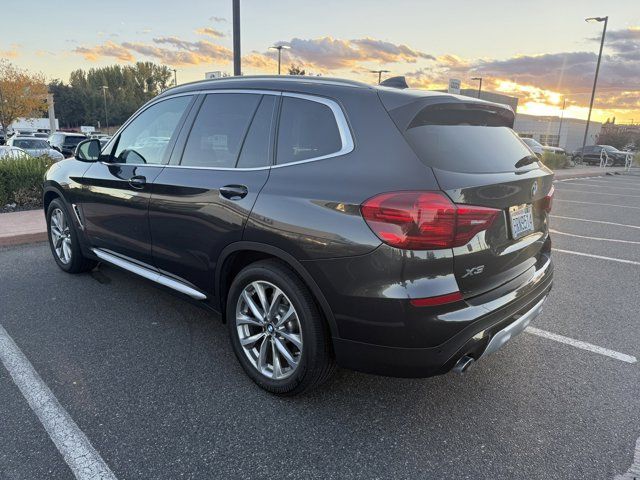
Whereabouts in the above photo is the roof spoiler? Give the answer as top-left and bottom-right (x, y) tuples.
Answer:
(379, 76), (409, 89)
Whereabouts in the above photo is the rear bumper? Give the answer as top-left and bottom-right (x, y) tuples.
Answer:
(302, 243), (554, 378)
(333, 281), (551, 378)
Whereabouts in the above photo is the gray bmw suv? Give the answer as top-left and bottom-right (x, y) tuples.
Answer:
(43, 76), (553, 395)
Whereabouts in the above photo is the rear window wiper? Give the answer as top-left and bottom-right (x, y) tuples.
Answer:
(514, 155), (538, 168)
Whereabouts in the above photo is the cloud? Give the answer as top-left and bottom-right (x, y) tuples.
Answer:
(72, 35), (435, 72)
(195, 27), (225, 38)
(0, 45), (20, 59)
(125, 38), (232, 65)
(274, 36), (435, 70)
(74, 41), (135, 62)
(209, 16), (227, 23)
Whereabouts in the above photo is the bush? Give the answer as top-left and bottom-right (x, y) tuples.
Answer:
(540, 152), (569, 170)
(0, 155), (54, 208)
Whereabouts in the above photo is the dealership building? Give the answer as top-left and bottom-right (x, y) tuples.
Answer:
(513, 114), (602, 153)
(440, 84), (602, 153)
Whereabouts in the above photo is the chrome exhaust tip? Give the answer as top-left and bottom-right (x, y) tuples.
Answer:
(452, 355), (475, 374)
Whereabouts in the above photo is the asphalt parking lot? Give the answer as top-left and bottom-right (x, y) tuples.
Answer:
(1, 171), (640, 480)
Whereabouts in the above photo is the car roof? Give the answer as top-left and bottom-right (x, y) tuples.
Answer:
(156, 74), (499, 102)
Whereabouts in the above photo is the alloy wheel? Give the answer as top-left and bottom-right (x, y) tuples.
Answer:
(235, 280), (303, 380)
(50, 208), (72, 264)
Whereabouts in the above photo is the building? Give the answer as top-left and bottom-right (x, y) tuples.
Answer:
(435, 88), (519, 112)
(458, 89), (519, 113)
(514, 114), (602, 153)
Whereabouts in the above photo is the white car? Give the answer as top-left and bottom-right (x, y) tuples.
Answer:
(6, 136), (64, 161)
(0, 145), (30, 160)
(520, 137), (544, 158)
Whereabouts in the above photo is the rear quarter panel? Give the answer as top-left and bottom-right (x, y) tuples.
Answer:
(244, 87), (442, 260)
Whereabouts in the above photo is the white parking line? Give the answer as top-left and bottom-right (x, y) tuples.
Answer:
(555, 188), (640, 198)
(560, 181), (640, 191)
(551, 215), (640, 230)
(0, 324), (118, 480)
(525, 327), (637, 364)
(554, 199), (640, 210)
(552, 248), (640, 266)
(615, 437), (640, 479)
(549, 229), (640, 245)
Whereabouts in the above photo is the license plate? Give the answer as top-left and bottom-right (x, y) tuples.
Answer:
(509, 204), (534, 239)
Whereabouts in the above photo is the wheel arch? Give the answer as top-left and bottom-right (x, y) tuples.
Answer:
(43, 184), (65, 213)
(216, 241), (338, 338)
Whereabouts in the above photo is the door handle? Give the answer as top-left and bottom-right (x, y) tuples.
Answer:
(128, 176), (146, 189)
(219, 184), (248, 200)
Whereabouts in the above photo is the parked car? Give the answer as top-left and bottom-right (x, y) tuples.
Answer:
(520, 137), (544, 158)
(6, 136), (64, 161)
(48, 132), (87, 158)
(43, 76), (554, 395)
(572, 145), (629, 166)
(0, 145), (30, 160)
(541, 145), (565, 155)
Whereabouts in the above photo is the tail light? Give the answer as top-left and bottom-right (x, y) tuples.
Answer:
(542, 186), (554, 213)
(360, 191), (500, 250)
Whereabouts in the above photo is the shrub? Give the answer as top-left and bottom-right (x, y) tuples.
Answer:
(540, 152), (569, 170)
(0, 155), (54, 207)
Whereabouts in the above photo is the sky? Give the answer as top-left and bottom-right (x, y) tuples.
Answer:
(2, 0), (639, 123)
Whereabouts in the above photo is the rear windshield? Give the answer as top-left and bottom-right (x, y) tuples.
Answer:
(64, 136), (85, 146)
(13, 139), (49, 149)
(402, 103), (536, 174)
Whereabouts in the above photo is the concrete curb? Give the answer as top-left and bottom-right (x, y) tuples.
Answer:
(0, 231), (47, 248)
(0, 209), (47, 248)
(553, 167), (629, 180)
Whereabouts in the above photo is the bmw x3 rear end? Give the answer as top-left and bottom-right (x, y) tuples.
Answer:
(44, 76), (553, 395)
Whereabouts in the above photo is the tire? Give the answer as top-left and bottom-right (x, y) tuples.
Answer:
(46, 198), (97, 273)
(226, 259), (335, 395)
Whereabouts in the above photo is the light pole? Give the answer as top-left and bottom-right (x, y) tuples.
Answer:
(370, 70), (390, 84)
(100, 85), (109, 132)
(171, 68), (177, 86)
(471, 77), (483, 98)
(269, 45), (291, 75)
(581, 16), (608, 153)
(557, 98), (566, 147)
(232, 0), (241, 76)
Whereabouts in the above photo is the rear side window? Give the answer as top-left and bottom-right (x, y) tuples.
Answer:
(276, 96), (342, 164)
(402, 103), (535, 174)
(182, 93), (260, 168)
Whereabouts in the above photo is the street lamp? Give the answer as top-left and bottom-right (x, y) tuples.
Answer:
(269, 45), (291, 75)
(581, 16), (608, 154)
(370, 70), (390, 84)
(471, 77), (483, 98)
(100, 85), (109, 132)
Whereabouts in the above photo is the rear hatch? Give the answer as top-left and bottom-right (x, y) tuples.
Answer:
(381, 91), (553, 298)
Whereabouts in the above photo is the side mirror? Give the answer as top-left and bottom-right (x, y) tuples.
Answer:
(75, 139), (101, 162)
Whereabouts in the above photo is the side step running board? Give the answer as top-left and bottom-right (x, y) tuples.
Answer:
(91, 248), (207, 300)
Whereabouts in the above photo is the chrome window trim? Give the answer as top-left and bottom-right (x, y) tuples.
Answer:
(102, 90), (354, 170)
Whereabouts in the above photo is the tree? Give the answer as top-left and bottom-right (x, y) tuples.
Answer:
(0, 61), (48, 131)
(288, 64), (306, 75)
(50, 62), (174, 129)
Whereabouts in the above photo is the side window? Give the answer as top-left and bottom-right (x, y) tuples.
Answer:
(237, 95), (276, 168)
(181, 93), (261, 168)
(276, 96), (342, 164)
(112, 96), (192, 165)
